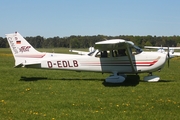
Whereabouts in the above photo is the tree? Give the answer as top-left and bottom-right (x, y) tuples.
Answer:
(0, 37), (7, 48)
(177, 43), (180, 47)
(144, 41), (152, 46)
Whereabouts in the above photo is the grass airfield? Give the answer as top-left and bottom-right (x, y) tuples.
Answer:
(0, 48), (180, 120)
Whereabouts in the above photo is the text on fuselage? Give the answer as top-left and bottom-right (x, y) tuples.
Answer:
(8, 37), (18, 54)
(47, 60), (78, 68)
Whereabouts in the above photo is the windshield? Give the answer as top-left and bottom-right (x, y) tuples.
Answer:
(133, 45), (143, 54)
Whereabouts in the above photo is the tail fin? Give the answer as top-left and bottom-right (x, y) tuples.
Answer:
(6, 32), (45, 67)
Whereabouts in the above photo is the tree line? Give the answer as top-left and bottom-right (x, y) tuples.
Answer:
(1, 35), (180, 48)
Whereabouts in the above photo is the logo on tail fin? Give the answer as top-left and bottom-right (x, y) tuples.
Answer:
(19, 46), (31, 53)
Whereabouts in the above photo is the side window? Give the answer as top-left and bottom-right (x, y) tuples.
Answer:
(95, 51), (108, 58)
(117, 49), (126, 56)
(101, 51), (108, 58)
(112, 49), (127, 57)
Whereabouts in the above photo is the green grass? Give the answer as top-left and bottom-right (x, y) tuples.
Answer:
(0, 48), (180, 120)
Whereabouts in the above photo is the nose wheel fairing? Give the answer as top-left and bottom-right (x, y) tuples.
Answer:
(143, 73), (160, 82)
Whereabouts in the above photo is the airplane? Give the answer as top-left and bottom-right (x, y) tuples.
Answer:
(144, 46), (180, 57)
(6, 32), (170, 83)
(69, 47), (94, 55)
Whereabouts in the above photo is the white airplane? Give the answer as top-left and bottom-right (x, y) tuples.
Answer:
(69, 47), (94, 55)
(144, 46), (180, 57)
(6, 32), (169, 83)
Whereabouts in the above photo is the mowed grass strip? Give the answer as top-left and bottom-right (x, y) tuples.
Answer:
(0, 48), (180, 120)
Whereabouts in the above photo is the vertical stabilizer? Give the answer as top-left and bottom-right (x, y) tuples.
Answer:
(6, 32), (45, 66)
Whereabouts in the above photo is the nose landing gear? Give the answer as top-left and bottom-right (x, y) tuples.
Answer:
(143, 72), (160, 82)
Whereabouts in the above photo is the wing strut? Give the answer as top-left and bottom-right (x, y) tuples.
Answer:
(126, 44), (137, 73)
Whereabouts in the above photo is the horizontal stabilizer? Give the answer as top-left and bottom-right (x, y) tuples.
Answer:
(14, 63), (23, 68)
(24, 63), (41, 68)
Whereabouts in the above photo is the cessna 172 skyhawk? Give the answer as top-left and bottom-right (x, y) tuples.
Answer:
(6, 32), (169, 83)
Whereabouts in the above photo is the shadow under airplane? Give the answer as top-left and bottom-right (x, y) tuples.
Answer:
(19, 75), (174, 87)
(102, 75), (140, 87)
(19, 75), (140, 87)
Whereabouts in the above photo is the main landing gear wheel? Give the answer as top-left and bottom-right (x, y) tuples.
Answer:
(105, 72), (126, 83)
(143, 72), (160, 82)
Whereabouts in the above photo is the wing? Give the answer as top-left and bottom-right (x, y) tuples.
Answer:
(69, 50), (90, 55)
(95, 39), (134, 50)
(145, 46), (180, 50)
(144, 46), (162, 49)
(69, 47), (94, 55)
(172, 52), (180, 56)
(164, 47), (180, 50)
(95, 39), (137, 73)
(14, 62), (41, 68)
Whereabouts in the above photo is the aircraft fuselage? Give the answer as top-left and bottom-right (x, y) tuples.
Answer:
(36, 51), (167, 74)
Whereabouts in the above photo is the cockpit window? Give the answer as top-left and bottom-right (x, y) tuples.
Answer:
(95, 51), (108, 58)
(91, 45), (142, 58)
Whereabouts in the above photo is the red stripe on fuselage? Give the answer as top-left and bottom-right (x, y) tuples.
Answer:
(80, 60), (158, 67)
